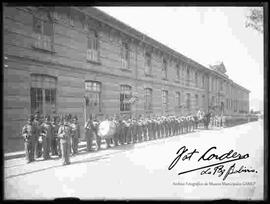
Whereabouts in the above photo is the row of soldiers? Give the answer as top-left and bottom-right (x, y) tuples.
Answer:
(22, 111), (212, 165)
(84, 113), (207, 151)
(22, 114), (80, 165)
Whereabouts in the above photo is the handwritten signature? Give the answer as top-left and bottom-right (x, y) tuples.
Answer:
(168, 146), (257, 180)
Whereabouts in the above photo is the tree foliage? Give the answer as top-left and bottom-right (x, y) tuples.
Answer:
(245, 8), (263, 34)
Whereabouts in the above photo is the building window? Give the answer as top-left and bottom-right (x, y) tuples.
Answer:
(85, 81), (101, 112)
(144, 52), (152, 75)
(220, 80), (223, 91)
(162, 90), (169, 111)
(86, 30), (99, 62)
(211, 96), (215, 106)
(30, 74), (57, 115)
(202, 74), (205, 88)
(176, 92), (181, 108)
(202, 95), (205, 109)
(176, 64), (180, 81)
(33, 11), (54, 52)
(195, 94), (199, 108)
(195, 72), (198, 87)
(144, 88), (153, 111)
(120, 85), (132, 111)
(186, 93), (191, 110)
(186, 68), (190, 86)
(162, 59), (168, 79)
(121, 42), (129, 69)
(212, 78), (214, 91)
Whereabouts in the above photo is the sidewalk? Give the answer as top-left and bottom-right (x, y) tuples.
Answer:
(4, 141), (87, 160)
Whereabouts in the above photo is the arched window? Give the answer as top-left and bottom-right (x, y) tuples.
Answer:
(33, 9), (53, 51)
(30, 74), (57, 115)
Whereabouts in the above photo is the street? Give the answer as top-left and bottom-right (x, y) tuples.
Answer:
(4, 120), (264, 200)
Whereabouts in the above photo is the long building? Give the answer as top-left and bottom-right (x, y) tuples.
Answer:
(3, 6), (250, 152)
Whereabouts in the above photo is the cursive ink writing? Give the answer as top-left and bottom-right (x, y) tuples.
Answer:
(168, 146), (199, 170)
(198, 146), (249, 162)
(168, 146), (257, 180)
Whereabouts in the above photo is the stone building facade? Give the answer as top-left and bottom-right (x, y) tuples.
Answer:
(3, 6), (250, 152)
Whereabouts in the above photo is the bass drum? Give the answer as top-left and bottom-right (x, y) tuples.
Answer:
(97, 120), (116, 138)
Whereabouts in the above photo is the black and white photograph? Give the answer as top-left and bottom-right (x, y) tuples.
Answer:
(3, 4), (266, 200)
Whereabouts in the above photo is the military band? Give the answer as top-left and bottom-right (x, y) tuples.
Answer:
(22, 109), (220, 165)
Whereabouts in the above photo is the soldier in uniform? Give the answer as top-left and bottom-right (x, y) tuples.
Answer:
(132, 118), (138, 143)
(171, 117), (176, 136)
(137, 117), (143, 142)
(179, 116), (183, 134)
(147, 117), (152, 140)
(70, 116), (80, 155)
(118, 117), (124, 145)
(156, 117), (161, 139)
(32, 113), (41, 158)
(204, 112), (212, 129)
(105, 117), (113, 148)
(152, 117), (157, 140)
(58, 116), (72, 165)
(40, 115), (52, 160)
(182, 116), (187, 133)
(165, 117), (169, 137)
(195, 110), (201, 129)
(120, 118), (127, 144)
(182, 116), (187, 134)
(160, 117), (164, 138)
(169, 116), (173, 136)
(125, 118), (131, 144)
(186, 115), (190, 133)
(22, 116), (35, 163)
(85, 116), (95, 152)
(193, 114), (198, 130)
(51, 116), (60, 156)
(142, 118), (147, 141)
(176, 116), (180, 135)
(113, 115), (120, 146)
(93, 117), (101, 150)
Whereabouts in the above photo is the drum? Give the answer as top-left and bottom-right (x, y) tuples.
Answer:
(97, 120), (116, 138)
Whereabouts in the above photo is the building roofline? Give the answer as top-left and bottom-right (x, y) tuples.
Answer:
(76, 7), (212, 71)
(72, 7), (249, 93)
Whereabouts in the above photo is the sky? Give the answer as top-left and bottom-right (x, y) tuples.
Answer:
(96, 7), (264, 112)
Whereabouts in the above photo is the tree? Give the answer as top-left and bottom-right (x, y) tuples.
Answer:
(245, 8), (263, 34)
